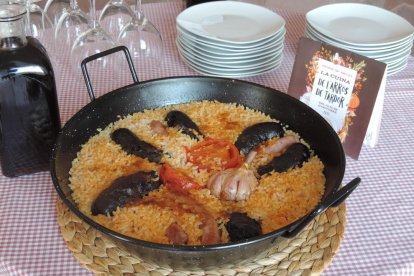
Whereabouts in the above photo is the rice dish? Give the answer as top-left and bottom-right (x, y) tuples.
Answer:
(69, 101), (325, 245)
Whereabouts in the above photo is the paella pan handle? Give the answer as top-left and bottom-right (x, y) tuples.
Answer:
(81, 46), (139, 101)
(282, 177), (361, 238)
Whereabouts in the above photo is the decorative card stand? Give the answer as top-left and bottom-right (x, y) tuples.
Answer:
(288, 38), (387, 159)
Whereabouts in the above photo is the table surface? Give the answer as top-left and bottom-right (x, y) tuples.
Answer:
(1, 1), (414, 275)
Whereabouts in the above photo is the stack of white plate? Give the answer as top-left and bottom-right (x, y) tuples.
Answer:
(304, 3), (414, 75)
(175, 1), (286, 78)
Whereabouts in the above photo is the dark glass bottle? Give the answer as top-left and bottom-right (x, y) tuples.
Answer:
(0, 4), (61, 177)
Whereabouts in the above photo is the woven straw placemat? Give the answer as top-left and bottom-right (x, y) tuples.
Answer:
(56, 199), (346, 276)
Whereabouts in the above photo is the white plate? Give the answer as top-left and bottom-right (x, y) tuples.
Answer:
(177, 35), (284, 60)
(178, 46), (283, 77)
(178, 31), (285, 55)
(374, 47), (412, 63)
(303, 31), (412, 76)
(176, 1), (285, 44)
(178, 44), (282, 71)
(183, 61), (282, 77)
(305, 23), (414, 51)
(387, 58), (409, 75)
(177, 39), (283, 69)
(177, 38), (283, 66)
(180, 52), (283, 77)
(177, 23), (286, 49)
(386, 54), (410, 66)
(306, 3), (414, 46)
(177, 26), (285, 53)
(304, 28), (413, 64)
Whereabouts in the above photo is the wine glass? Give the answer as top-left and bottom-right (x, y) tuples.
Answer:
(118, 0), (163, 79)
(43, 0), (70, 27)
(21, 0), (53, 39)
(98, 0), (134, 39)
(54, 0), (89, 48)
(71, 0), (115, 72)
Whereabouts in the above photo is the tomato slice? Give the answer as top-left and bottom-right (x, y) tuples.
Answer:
(159, 163), (201, 193)
(186, 137), (243, 172)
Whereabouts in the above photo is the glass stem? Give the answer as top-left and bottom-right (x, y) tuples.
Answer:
(135, 0), (143, 21)
(89, 0), (97, 28)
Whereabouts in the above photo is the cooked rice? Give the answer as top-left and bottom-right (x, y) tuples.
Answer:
(69, 101), (325, 245)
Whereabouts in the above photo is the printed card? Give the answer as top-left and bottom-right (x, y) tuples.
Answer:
(288, 37), (387, 159)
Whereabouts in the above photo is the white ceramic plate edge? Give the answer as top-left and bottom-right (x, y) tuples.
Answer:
(306, 3), (414, 46)
(176, 1), (285, 44)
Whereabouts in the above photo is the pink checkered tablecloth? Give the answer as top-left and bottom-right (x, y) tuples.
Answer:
(1, 1), (414, 275)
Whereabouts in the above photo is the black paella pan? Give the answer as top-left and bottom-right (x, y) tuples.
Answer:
(51, 46), (360, 270)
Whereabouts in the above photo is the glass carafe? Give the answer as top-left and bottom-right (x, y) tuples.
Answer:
(0, 3), (61, 177)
